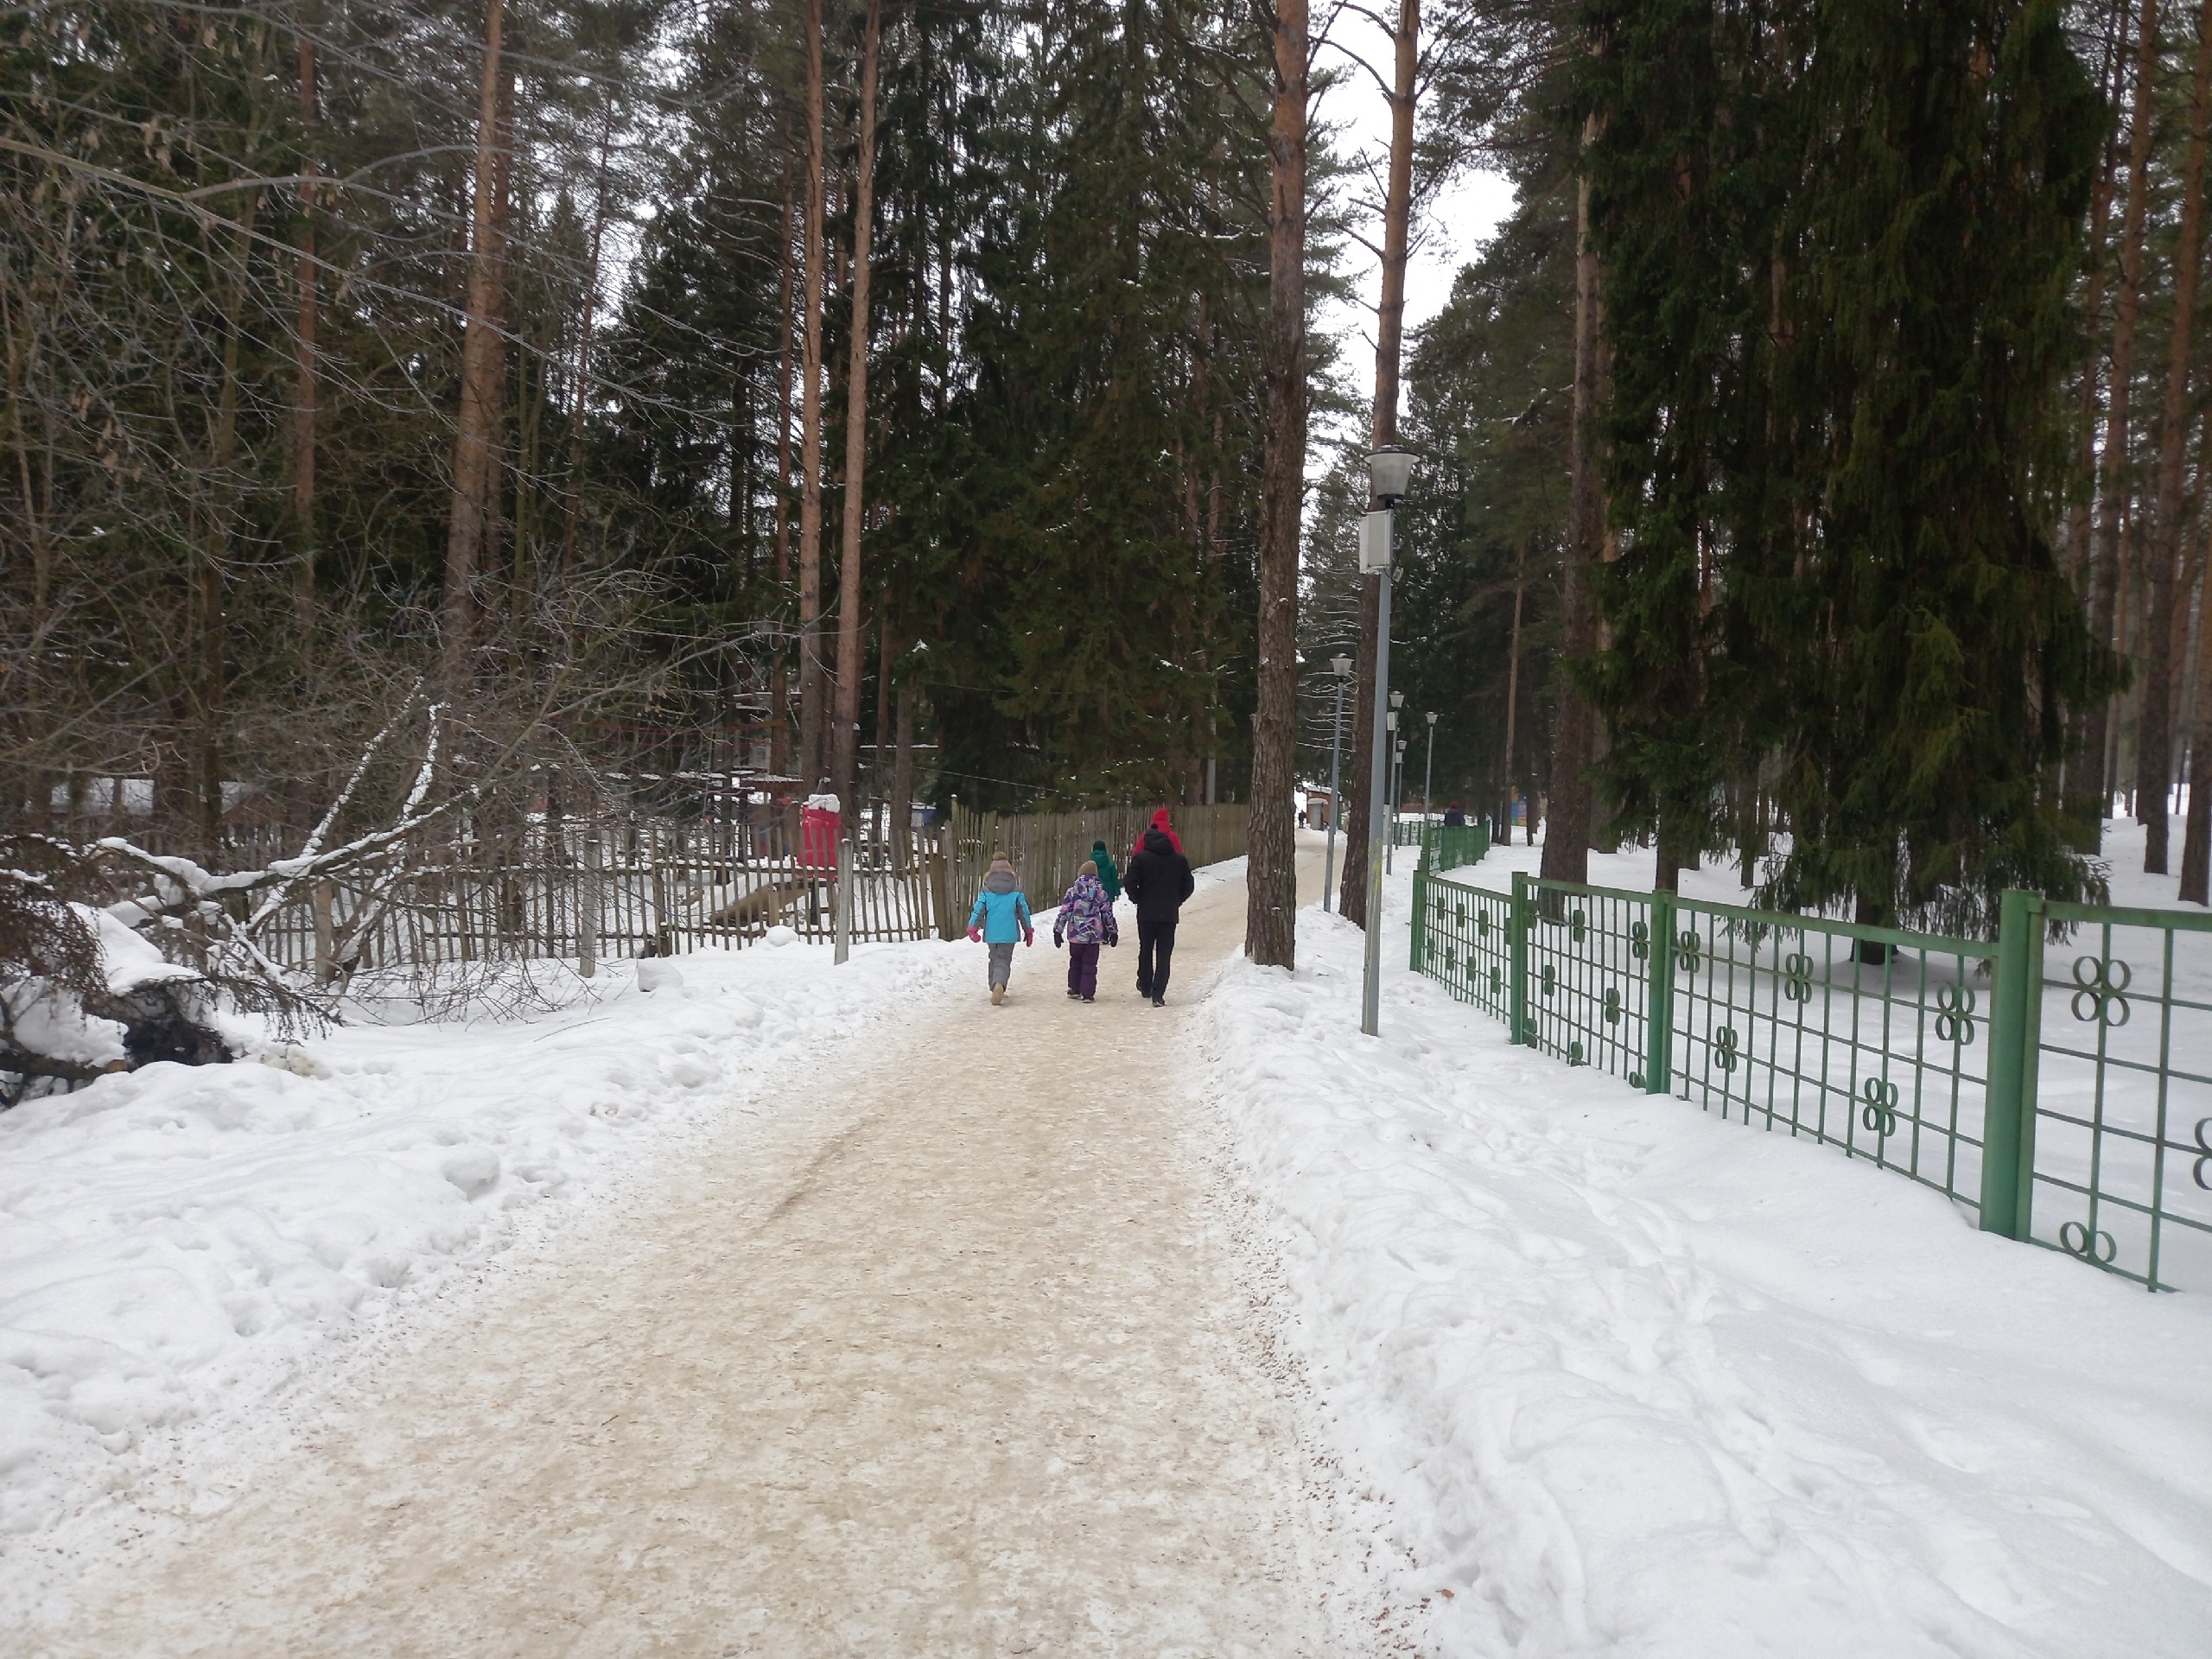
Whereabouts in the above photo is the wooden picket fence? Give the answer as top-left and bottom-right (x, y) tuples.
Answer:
(942, 800), (1249, 925)
(253, 801), (1247, 981)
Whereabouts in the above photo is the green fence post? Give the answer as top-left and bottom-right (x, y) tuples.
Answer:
(1982, 887), (2045, 1240)
(1644, 890), (1675, 1095)
(1409, 857), (1427, 972)
(1510, 872), (1530, 1046)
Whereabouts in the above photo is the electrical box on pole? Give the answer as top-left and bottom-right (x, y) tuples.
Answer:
(1358, 510), (1394, 574)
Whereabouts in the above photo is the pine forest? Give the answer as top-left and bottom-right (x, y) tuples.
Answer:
(7, 0), (2212, 960)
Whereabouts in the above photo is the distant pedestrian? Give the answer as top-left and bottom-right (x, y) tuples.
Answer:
(1052, 860), (1118, 1001)
(966, 850), (1034, 1006)
(1122, 822), (1193, 1007)
(1128, 806), (1183, 868)
(1443, 802), (1466, 828)
(1089, 839), (1122, 902)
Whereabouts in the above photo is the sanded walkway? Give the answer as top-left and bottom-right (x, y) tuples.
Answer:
(46, 854), (1364, 1656)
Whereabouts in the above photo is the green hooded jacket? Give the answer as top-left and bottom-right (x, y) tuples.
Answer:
(1089, 841), (1122, 900)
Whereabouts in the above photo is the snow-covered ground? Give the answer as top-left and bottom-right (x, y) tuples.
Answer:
(0, 861), (1218, 1602)
(1447, 810), (2202, 914)
(10, 824), (2211, 1652)
(1199, 834), (2212, 1656)
(0, 931), (969, 1567)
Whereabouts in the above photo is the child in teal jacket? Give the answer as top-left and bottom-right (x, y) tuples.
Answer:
(1089, 839), (1122, 901)
(966, 851), (1034, 1005)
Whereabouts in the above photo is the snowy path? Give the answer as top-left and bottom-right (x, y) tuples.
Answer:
(35, 855), (1371, 1656)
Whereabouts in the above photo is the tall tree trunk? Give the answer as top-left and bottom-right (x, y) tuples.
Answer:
(2113, 502), (2137, 802)
(292, 14), (318, 621)
(2139, 0), (2212, 873)
(196, 190), (261, 862)
(834, 0), (883, 816)
(2084, 0), (2163, 849)
(890, 675), (916, 874)
(1340, 591), (1381, 921)
(1338, 0), (1418, 925)
(478, 59), (515, 608)
(512, 319), (544, 625)
(1247, 0), (1310, 969)
(1542, 112), (1606, 887)
(798, 0), (830, 789)
(2168, 543), (2203, 788)
(2064, 2), (2132, 841)
(2182, 559), (2212, 899)
(559, 113), (613, 575)
(1503, 539), (1526, 840)
(2, 277), (48, 637)
(2068, 0), (2132, 579)
(442, 0), (507, 679)
(874, 591), (893, 830)
(772, 168), (796, 779)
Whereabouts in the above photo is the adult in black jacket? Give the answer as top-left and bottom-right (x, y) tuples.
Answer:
(1122, 825), (1194, 1005)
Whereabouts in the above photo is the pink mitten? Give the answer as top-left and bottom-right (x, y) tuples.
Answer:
(966, 925), (982, 943)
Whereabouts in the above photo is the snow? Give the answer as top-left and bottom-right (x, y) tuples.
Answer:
(0, 983), (125, 1071)
(87, 908), (200, 998)
(1457, 811), (2199, 916)
(0, 937), (969, 1567)
(1, 909), (201, 1076)
(9, 824), (2210, 1649)
(1198, 835), (2212, 1656)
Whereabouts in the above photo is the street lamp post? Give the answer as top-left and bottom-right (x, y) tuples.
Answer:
(1423, 711), (1439, 837)
(1383, 703), (1400, 874)
(1392, 737), (1407, 862)
(1324, 652), (1352, 913)
(1384, 691), (1405, 874)
(1360, 446), (1414, 1036)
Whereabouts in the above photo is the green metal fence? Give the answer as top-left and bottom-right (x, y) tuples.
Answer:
(1389, 819), (1492, 868)
(1423, 823), (1491, 872)
(1992, 891), (2212, 1290)
(1408, 851), (2212, 1292)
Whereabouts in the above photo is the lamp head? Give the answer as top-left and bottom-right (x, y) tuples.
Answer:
(1389, 690), (1404, 710)
(1366, 444), (1415, 505)
(1426, 710), (1439, 727)
(1330, 654), (1352, 677)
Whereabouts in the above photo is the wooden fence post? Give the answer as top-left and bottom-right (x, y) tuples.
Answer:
(580, 836), (601, 978)
(835, 836), (854, 963)
(313, 880), (335, 988)
(931, 845), (953, 939)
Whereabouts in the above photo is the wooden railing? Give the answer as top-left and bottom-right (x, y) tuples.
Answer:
(252, 814), (933, 981)
(251, 801), (1249, 977)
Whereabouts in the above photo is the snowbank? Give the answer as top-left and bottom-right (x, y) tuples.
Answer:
(1460, 812), (2198, 915)
(1198, 852), (2212, 1656)
(0, 933), (966, 1554)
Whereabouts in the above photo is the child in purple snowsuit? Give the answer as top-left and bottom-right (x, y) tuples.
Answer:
(1052, 861), (1118, 1001)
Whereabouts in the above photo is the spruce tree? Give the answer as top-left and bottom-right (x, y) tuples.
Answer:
(1580, 0), (2115, 931)
(1578, 0), (1778, 887)
(1754, 0), (2114, 933)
